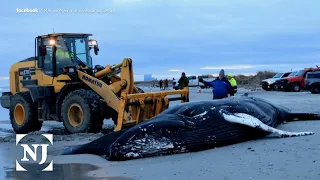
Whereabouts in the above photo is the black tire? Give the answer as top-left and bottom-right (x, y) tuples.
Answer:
(291, 83), (300, 92)
(9, 92), (43, 134)
(270, 85), (275, 91)
(310, 84), (320, 94)
(61, 89), (104, 134)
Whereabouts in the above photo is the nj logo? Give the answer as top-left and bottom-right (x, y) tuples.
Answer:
(16, 134), (53, 171)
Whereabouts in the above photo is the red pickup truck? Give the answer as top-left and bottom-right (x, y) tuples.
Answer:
(274, 67), (320, 92)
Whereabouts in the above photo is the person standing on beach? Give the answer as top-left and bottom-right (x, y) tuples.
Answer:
(199, 69), (234, 99)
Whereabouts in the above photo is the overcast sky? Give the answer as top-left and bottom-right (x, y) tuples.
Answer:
(1, 0), (320, 81)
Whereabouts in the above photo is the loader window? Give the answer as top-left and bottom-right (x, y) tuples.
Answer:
(74, 39), (90, 66)
(38, 36), (93, 76)
(55, 37), (75, 75)
(39, 38), (54, 76)
(60, 36), (92, 68)
(53, 36), (91, 75)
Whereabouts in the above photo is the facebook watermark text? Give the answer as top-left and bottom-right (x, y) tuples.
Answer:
(16, 8), (116, 13)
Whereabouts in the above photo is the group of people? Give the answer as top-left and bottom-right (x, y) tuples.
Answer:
(176, 69), (238, 101)
(159, 79), (169, 90)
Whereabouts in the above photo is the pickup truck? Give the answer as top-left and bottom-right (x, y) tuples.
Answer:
(274, 67), (320, 92)
(261, 72), (291, 91)
(304, 71), (320, 94)
(173, 75), (215, 89)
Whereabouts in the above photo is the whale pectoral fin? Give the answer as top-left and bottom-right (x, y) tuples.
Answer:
(221, 111), (314, 137)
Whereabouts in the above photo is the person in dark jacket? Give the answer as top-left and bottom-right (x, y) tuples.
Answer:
(178, 72), (189, 89)
(159, 79), (163, 90)
(178, 72), (190, 102)
(199, 69), (234, 99)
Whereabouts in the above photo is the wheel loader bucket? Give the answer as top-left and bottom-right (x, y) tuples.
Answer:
(114, 87), (189, 131)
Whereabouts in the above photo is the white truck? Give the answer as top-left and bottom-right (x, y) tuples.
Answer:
(172, 75), (215, 89)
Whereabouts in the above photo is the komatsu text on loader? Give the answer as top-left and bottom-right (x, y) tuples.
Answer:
(0, 33), (189, 134)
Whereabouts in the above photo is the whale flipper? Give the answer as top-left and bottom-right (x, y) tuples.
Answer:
(221, 110), (314, 137)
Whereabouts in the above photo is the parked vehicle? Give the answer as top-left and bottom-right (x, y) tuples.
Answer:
(274, 67), (320, 92)
(274, 71), (297, 91)
(261, 72), (291, 91)
(304, 71), (320, 94)
(173, 75), (215, 89)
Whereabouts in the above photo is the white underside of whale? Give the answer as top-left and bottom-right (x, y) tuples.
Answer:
(221, 112), (314, 137)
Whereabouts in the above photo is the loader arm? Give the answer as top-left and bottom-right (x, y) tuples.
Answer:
(77, 69), (121, 111)
(76, 58), (134, 122)
(94, 58), (140, 93)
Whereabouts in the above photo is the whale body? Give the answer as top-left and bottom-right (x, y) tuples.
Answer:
(62, 96), (320, 161)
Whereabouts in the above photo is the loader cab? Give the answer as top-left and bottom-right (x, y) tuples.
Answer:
(37, 33), (99, 77)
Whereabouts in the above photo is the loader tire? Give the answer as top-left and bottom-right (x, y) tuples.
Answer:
(61, 89), (104, 134)
(9, 92), (42, 134)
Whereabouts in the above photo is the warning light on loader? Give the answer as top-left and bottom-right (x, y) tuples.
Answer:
(89, 39), (97, 46)
(49, 39), (56, 45)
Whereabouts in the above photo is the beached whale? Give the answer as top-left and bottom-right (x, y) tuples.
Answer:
(62, 95), (320, 161)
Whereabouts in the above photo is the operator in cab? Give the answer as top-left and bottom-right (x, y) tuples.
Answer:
(55, 42), (71, 60)
(227, 73), (238, 94)
(56, 40), (89, 71)
(199, 69), (234, 100)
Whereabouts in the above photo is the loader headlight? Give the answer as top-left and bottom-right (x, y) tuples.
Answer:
(89, 39), (97, 46)
(89, 39), (99, 55)
(49, 39), (56, 45)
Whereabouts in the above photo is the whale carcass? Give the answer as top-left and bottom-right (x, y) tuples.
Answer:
(62, 96), (319, 161)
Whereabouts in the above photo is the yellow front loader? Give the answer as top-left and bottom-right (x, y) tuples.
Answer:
(0, 33), (189, 134)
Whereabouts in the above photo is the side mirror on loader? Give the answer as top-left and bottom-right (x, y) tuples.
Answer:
(94, 46), (99, 55)
(39, 45), (47, 56)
